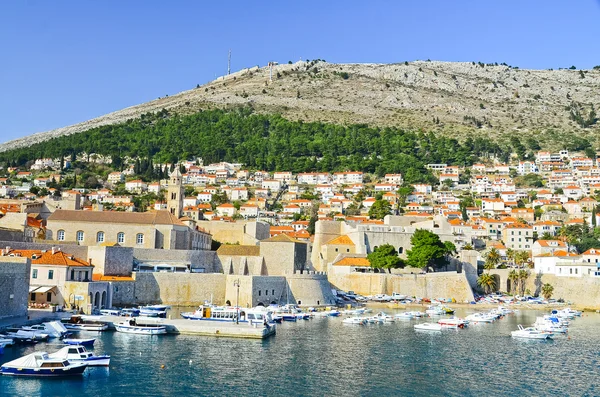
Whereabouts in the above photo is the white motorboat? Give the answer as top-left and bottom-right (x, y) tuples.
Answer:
(181, 305), (274, 325)
(22, 321), (68, 339)
(342, 317), (366, 325)
(99, 309), (121, 316)
(6, 329), (49, 341)
(0, 337), (14, 347)
(0, 352), (87, 377)
(465, 313), (495, 323)
(511, 325), (553, 340)
(414, 323), (442, 331)
(139, 305), (170, 318)
(408, 311), (425, 318)
(395, 312), (414, 320)
(438, 317), (468, 328)
(115, 319), (167, 335)
(534, 318), (568, 334)
(49, 345), (110, 367)
(374, 312), (395, 323)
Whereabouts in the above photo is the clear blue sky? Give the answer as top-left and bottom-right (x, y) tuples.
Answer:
(1, 0), (599, 142)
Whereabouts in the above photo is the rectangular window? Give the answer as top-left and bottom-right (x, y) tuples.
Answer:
(31, 293), (35, 301)
(48, 270), (54, 280)
(71, 269), (75, 280)
(32, 269), (38, 279)
(47, 292), (52, 302)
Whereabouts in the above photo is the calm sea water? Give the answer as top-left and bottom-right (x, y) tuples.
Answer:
(1, 307), (598, 396)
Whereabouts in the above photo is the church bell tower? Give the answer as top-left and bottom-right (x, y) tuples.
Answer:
(167, 167), (184, 218)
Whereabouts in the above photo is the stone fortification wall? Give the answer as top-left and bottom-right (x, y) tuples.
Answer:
(218, 256), (265, 276)
(0, 229), (25, 242)
(0, 240), (89, 258)
(224, 275), (287, 307)
(88, 246), (134, 276)
(198, 220), (269, 245)
(0, 257), (30, 319)
(329, 272), (474, 302)
(286, 273), (337, 306)
(491, 269), (600, 309)
(117, 273), (227, 306)
(132, 248), (218, 273)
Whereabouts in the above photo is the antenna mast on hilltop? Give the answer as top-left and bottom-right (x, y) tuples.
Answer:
(228, 49), (231, 75)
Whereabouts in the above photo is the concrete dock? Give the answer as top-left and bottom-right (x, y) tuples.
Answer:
(99, 315), (276, 339)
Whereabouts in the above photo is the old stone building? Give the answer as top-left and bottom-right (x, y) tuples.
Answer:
(46, 209), (211, 250)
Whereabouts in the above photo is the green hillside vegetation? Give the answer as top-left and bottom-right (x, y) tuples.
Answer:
(0, 108), (536, 183)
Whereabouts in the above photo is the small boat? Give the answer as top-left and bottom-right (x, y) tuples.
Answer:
(120, 308), (140, 317)
(49, 346), (110, 367)
(2, 331), (39, 345)
(63, 338), (95, 347)
(100, 309), (121, 316)
(465, 313), (495, 323)
(0, 352), (87, 377)
(0, 336), (14, 347)
(533, 318), (568, 334)
(115, 319), (167, 335)
(414, 323), (443, 331)
(511, 325), (553, 340)
(343, 317), (366, 325)
(139, 305), (170, 318)
(425, 305), (445, 316)
(438, 317), (468, 328)
(395, 312), (414, 320)
(61, 315), (109, 332)
(408, 311), (425, 318)
(5, 329), (49, 341)
(22, 321), (69, 339)
(374, 312), (395, 323)
(182, 306), (274, 325)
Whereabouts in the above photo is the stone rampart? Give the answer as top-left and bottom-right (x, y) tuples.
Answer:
(133, 248), (218, 272)
(0, 257), (30, 319)
(328, 272), (474, 302)
(286, 273), (337, 306)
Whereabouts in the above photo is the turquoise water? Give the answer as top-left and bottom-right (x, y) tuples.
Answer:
(1, 308), (599, 396)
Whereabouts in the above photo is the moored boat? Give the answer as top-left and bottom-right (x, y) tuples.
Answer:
(414, 323), (442, 331)
(49, 345), (110, 367)
(61, 315), (109, 332)
(342, 317), (366, 325)
(115, 319), (167, 335)
(511, 324), (553, 340)
(0, 352), (87, 377)
(181, 306), (274, 324)
(22, 321), (69, 339)
(394, 312), (414, 320)
(63, 338), (95, 347)
(438, 317), (468, 328)
(139, 305), (170, 318)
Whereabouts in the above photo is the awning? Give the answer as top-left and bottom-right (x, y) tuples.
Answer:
(33, 286), (56, 293)
(29, 286), (40, 292)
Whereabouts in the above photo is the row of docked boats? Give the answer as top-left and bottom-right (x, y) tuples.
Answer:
(413, 306), (515, 332)
(510, 307), (581, 340)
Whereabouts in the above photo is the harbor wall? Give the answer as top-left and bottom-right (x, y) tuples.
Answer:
(491, 269), (600, 309)
(112, 273), (228, 306)
(0, 257), (30, 319)
(328, 272), (475, 302)
(132, 248), (218, 273)
(286, 273), (337, 306)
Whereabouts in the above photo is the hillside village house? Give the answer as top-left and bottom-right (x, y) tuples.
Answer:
(502, 223), (533, 251)
(1, 247), (111, 311)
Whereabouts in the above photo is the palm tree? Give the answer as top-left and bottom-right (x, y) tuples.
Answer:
(506, 248), (515, 267)
(463, 243), (474, 250)
(484, 248), (501, 271)
(514, 251), (530, 268)
(518, 269), (529, 296)
(508, 269), (519, 295)
(541, 283), (554, 300)
(477, 273), (497, 294)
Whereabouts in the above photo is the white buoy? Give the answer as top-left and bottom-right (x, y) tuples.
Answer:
(140, 352), (142, 356)
(189, 360), (192, 365)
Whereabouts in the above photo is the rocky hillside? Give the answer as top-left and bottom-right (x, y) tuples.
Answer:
(2, 60), (599, 152)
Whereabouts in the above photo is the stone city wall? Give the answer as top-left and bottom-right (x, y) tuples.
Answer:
(491, 269), (600, 309)
(286, 273), (337, 306)
(132, 248), (218, 272)
(0, 257), (30, 319)
(329, 272), (475, 302)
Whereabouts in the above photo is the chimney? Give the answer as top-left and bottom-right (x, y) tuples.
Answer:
(51, 246), (56, 255)
(89, 258), (93, 266)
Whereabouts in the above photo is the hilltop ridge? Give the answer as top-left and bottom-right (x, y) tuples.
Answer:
(2, 60), (599, 152)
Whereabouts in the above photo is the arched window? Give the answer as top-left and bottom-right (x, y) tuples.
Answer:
(76, 231), (84, 242)
(57, 230), (65, 241)
(117, 232), (125, 244)
(136, 233), (144, 245)
(96, 231), (105, 243)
